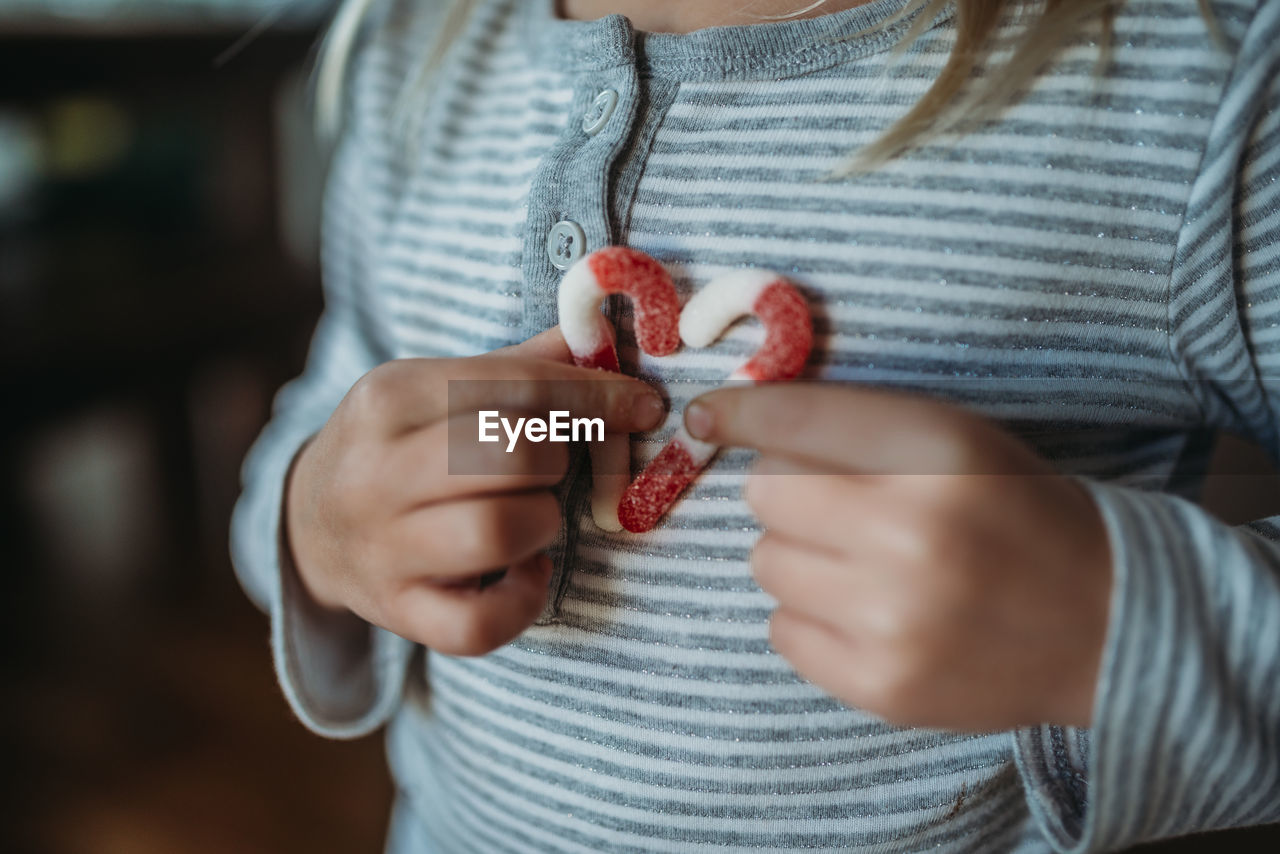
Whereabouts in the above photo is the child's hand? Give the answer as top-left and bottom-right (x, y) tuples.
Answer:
(685, 384), (1113, 732)
(285, 328), (665, 657)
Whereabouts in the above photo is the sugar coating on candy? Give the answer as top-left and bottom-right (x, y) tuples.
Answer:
(617, 440), (701, 533)
(677, 271), (812, 381)
(559, 247), (681, 366)
(622, 270), (813, 533)
(558, 263), (615, 365)
(558, 246), (683, 533)
(741, 281), (813, 381)
(561, 252), (813, 534)
(585, 248), (682, 357)
(678, 270), (776, 348)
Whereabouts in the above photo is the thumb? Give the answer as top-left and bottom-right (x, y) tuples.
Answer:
(487, 326), (573, 363)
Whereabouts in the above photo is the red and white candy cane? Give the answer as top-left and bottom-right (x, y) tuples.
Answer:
(558, 247), (681, 531)
(617, 270), (812, 534)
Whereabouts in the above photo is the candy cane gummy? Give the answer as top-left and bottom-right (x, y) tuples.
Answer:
(617, 271), (812, 534)
(558, 247), (681, 531)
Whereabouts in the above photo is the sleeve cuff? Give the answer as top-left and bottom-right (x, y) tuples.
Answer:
(1015, 478), (1280, 852)
(232, 427), (413, 739)
(274, 540), (414, 738)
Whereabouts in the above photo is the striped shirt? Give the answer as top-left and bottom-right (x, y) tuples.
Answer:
(231, 0), (1280, 850)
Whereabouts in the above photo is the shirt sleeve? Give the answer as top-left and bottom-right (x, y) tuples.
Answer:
(1014, 5), (1280, 850)
(228, 10), (416, 738)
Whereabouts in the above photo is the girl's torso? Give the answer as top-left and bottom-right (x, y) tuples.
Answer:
(333, 1), (1258, 850)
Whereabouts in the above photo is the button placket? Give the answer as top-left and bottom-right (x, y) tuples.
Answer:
(517, 55), (644, 623)
(519, 65), (640, 338)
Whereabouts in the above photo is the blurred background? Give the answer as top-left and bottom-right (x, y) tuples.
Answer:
(0, 2), (1275, 853)
(1, 1), (392, 852)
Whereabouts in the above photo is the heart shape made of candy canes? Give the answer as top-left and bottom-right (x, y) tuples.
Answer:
(559, 247), (813, 533)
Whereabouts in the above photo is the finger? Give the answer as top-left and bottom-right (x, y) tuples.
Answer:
(356, 356), (666, 437)
(685, 383), (1004, 476)
(751, 533), (895, 632)
(385, 412), (571, 505)
(768, 607), (864, 703)
(744, 455), (884, 555)
(386, 491), (562, 578)
(389, 553), (555, 656)
(748, 455), (1036, 583)
(772, 608), (950, 727)
(488, 326), (573, 363)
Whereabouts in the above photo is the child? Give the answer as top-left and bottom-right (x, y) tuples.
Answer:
(232, 0), (1280, 851)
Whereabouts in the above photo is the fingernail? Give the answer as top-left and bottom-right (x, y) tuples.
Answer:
(685, 400), (713, 440)
(635, 392), (666, 430)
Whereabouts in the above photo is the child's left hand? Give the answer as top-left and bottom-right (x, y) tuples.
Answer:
(684, 384), (1114, 732)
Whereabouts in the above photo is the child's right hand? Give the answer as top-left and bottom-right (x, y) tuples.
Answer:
(284, 327), (665, 656)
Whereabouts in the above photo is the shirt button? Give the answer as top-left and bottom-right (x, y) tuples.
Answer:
(547, 220), (587, 270)
(582, 89), (619, 136)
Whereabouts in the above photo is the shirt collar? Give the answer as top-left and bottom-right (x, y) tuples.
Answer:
(520, 0), (954, 81)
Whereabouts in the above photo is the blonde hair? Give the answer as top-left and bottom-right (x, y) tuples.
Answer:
(316, 0), (1219, 171)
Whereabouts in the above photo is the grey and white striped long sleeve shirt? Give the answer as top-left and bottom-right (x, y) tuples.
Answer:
(231, 0), (1280, 850)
